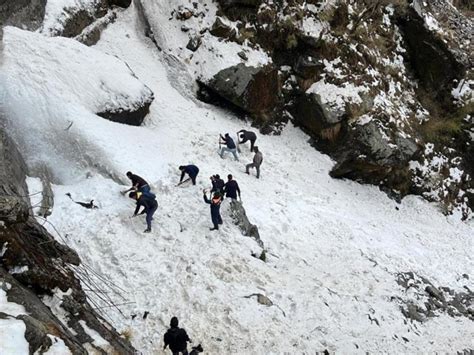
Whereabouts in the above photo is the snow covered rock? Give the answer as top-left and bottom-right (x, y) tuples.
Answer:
(42, 0), (131, 40)
(202, 63), (280, 124)
(0, 0), (46, 31)
(2, 26), (154, 127)
(210, 16), (237, 39)
(230, 200), (263, 248)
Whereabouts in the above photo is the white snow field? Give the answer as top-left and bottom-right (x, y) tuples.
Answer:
(1, 2), (473, 354)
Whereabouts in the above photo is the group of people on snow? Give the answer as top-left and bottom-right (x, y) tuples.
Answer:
(122, 130), (262, 353)
(124, 129), (261, 233)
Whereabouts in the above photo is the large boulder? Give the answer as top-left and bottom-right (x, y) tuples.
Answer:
(292, 92), (346, 142)
(203, 64), (280, 123)
(330, 120), (419, 197)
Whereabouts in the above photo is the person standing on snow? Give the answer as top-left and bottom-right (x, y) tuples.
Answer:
(123, 171), (150, 194)
(163, 317), (191, 355)
(219, 133), (239, 161)
(203, 189), (223, 231)
(210, 174), (225, 196)
(178, 165), (199, 185)
(237, 129), (257, 152)
(129, 191), (158, 233)
(245, 146), (263, 179)
(223, 174), (241, 201)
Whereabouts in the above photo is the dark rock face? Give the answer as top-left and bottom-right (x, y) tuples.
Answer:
(203, 64), (281, 124)
(397, 7), (467, 104)
(96, 92), (154, 126)
(186, 35), (202, 52)
(292, 92), (346, 140)
(0, 0), (46, 30)
(0, 128), (136, 353)
(219, 0), (262, 8)
(210, 17), (236, 39)
(330, 121), (419, 197)
(108, 0), (132, 8)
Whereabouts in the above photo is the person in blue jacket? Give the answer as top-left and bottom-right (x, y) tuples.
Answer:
(203, 189), (223, 231)
(219, 133), (239, 161)
(129, 191), (158, 233)
(179, 165), (199, 185)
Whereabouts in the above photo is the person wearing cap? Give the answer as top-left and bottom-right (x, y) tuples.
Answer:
(219, 133), (239, 161)
(163, 317), (191, 355)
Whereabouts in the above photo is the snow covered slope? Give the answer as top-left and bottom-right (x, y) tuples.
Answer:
(1, 2), (473, 354)
(2, 26), (153, 182)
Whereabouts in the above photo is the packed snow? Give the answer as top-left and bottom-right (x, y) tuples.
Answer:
(1, 1), (473, 354)
(0, 283), (29, 354)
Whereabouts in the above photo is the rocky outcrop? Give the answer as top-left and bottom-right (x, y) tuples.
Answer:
(395, 272), (473, 322)
(0, 128), (136, 353)
(397, 1), (471, 104)
(229, 200), (263, 249)
(0, 0), (129, 45)
(330, 120), (419, 198)
(0, 0), (46, 30)
(97, 93), (154, 126)
(201, 64), (281, 125)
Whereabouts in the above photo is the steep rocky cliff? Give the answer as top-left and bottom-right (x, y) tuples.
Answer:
(0, 126), (136, 354)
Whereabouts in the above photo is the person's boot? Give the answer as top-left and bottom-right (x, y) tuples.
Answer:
(144, 228), (151, 233)
(209, 225), (218, 231)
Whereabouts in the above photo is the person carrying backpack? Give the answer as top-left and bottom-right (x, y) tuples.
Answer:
(163, 317), (191, 355)
(129, 191), (158, 233)
(219, 133), (239, 161)
(223, 174), (241, 201)
(203, 189), (223, 231)
(178, 165), (199, 186)
(245, 146), (263, 179)
(237, 129), (257, 152)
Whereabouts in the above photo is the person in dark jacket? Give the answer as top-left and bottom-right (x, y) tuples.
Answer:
(237, 129), (257, 152)
(210, 174), (225, 196)
(223, 174), (241, 201)
(245, 146), (263, 179)
(163, 317), (191, 355)
(178, 165), (199, 185)
(129, 191), (158, 233)
(219, 133), (239, 161)
(124, 171), (150, 193)
(203, 189), (223, 230)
